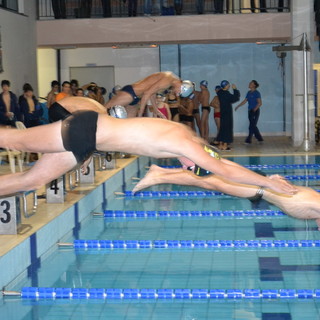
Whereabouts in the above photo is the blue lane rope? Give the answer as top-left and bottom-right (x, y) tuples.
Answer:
(117, 189), (320, 199)
(284, 174), (320, 181)
(10, 287), (320, 300)
(62, 239), (320, 250)
(117, 190), (225, 198)
(160, 164), (320, 170)
(103, 209), (286, 219)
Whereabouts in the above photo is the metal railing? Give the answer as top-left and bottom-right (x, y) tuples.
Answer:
(37, 0), (290, 20)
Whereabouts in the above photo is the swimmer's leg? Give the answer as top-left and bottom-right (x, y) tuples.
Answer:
(133, 164), (259, 197)
(104, 91), (133, 110)
(0, 152), (77, 196)
(0, 122), (65, 154)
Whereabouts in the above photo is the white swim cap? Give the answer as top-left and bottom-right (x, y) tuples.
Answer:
(180, 80), (194, 97)
(109, 105), (127, 119)
(112, 85), (122, 94)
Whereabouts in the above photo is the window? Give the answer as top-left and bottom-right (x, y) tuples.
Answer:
(0, 0), (18, 12)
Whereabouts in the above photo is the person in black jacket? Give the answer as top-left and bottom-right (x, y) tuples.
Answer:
(19, 83), (43, 128)
(0, 80), (20, 127)
(216, 80), (240, 151)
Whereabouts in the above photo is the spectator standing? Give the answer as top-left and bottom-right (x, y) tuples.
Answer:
(199, 80), (210, 142)
(101, 0), (112, 17)
(153, 94), (172, 120)
(55, 81), (72, 101)
(144, 0), (162, 15)
(76, 88), (85, 96)
(192, 85), (201, 135)
(214, 0), (224, 13)
(165, 88), (181, 122)
(51, 0), (66, 19)
(0, 80), (20, 126)
(216, 80), (240, 151)
(174, 0), (183, 15)
(70, 79), (79, 96)
(235, 80), (263, 144)
(179, 94), (194, 129)
(127, 0), (138, 16)
(196, 0), (205, 14)
(209, 85), (221, 145)
(19, 83), (43, 128)
(46, 80), (60, 108)
(79, 0), (92, 18)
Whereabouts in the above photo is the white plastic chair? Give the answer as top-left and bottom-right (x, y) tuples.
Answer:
(15, 121), (41, 164)
(0, 148), (23, 173)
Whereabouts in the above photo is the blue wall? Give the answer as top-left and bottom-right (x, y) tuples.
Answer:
(160, 43), (292, 138)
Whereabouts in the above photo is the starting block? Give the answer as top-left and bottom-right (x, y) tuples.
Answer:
(67, 169), (79, 190)
(105, 152), (116, 170)
(0, 196), (18, 234)
(79, 158), (95, 184)
(94, 152), (116, 170)
(46, 177), (64, 203)
(0, 191), (37, 235)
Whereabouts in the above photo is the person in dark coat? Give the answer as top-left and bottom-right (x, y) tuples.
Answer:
(0, 80), (20, 127)
(216, 80), (240, 151)
(19, 83), (43, 128)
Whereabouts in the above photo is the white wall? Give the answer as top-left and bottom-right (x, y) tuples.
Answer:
(161, 43), (292, 137)
(38, 43), (293, 138)
(37, 48), (57, 99)
(0, 1), (38, 96)
(37, 46), (160, 98)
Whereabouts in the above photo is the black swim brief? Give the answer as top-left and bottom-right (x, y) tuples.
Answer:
(49, 102), (72, 122)
(121, 85), (140, 106)
(170, 107), (179, 118)
(180, 114), (194, 123)
(61, 110), (98, 164)
(202, 106), (211, 113)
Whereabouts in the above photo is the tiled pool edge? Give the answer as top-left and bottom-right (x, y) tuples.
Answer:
(0, 156), (150, 290)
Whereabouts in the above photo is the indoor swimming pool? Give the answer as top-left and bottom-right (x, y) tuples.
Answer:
(1, 155), (320, 320)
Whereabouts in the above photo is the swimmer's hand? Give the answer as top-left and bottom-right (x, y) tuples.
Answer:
(267, 174), (298, 195)
(80, 156), (93, 175)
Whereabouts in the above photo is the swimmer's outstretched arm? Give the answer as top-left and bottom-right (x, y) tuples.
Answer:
(139, 74), (181, 117)
(177, 140), (297, 195)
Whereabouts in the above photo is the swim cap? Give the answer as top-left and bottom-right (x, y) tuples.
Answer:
(200, 80), (208, 87)
(220, 80), (230, 89)
(215, 85), (221, 90)
(112, 85), (122, 94)
(180, 80), (193, 97)
(109, 105), (127, 119)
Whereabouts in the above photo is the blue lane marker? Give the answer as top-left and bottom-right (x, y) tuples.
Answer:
(255, 222), (318, 238)
(103, 210), (286, 219)
(160, 164), (320, 170)
(67, 239), (320, 251)
(16, 287), (320, 300)
(119, 189), (320, 199)
(259, 257), (320, 281)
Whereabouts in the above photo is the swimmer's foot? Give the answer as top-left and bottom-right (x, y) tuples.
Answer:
(132, 164), (164, 193)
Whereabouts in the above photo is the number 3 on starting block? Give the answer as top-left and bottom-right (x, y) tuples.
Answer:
(0, 196), (17, 234)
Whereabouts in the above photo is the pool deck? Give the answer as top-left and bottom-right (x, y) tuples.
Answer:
(0, 135), (319, 289)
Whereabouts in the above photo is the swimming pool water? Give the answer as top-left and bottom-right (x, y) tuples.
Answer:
(1, 155), (320, 320)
